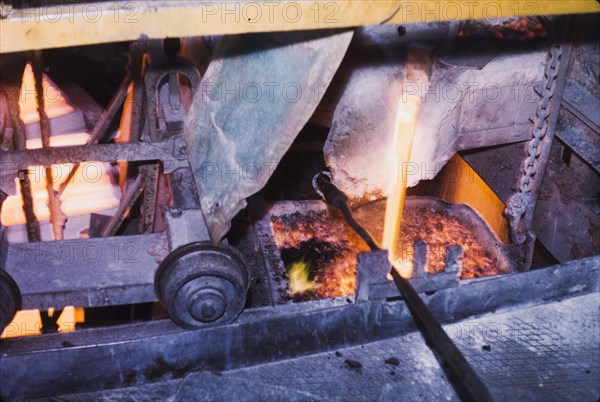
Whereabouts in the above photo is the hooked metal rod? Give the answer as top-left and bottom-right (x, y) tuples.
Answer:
(314, 172), (494, 402)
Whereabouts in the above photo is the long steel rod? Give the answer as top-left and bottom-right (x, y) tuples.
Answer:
(100, 173), (146, 237)
(388, 268), (494, 402)
(314, 173), (494, 402)
(32, 50), (66, 240)
(1, 138), (185, 167)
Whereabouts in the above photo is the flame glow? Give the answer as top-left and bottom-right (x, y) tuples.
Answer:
(287, 259), (318, 295)
(0, 63), (121, 238)
(1, 307), (85, 339)
(0, 63), (117, 335)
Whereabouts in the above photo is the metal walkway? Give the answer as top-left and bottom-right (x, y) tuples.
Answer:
(49, 291), (600, 402)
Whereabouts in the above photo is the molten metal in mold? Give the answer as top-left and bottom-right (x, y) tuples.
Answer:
(272, 200), (501, 301)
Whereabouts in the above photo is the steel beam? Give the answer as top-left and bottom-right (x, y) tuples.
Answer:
(1, 1), (599, 53)
(1, 233), (166, 310)
(557, 80), (600, 173)
(0, 136), (189, 195)
(0, 256), (597, 399)
(0, 136), (187, 168)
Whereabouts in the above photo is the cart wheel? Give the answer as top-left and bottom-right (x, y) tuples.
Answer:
(0, 269), (21, 335)
(155, 242), (249, 329)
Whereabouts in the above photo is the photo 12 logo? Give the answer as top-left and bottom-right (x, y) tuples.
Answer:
(197, 2), (340, 24)
(396, 1), (539, 21)
(200, 81), (331, 105)
(200, 161), (279, 184)
(0, 2), (139, 23)
(0, 1), (342, 25)
(15, 241), (140, 264)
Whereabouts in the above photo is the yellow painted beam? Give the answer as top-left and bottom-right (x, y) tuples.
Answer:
(1, 1), (598, 53)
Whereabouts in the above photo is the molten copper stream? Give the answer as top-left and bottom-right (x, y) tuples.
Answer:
(381, 93), (419, 275)
(382, 46), (431, 278)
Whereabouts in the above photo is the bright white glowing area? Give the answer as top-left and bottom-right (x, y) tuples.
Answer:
(0, 63), (121, 241)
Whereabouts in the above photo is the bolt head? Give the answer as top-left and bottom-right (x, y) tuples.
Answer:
(188, 289), (226, 323)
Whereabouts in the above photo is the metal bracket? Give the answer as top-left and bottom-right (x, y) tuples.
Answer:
(145, 58), (202, 141)
(0, 136), (190, 195)
(164, 208), (211, 251)
(355, 242), (463, 302)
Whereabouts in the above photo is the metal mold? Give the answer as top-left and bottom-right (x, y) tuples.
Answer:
(253, 197), (514, 304)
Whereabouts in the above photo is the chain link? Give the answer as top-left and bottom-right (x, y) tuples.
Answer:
(505, 45), (562, 244)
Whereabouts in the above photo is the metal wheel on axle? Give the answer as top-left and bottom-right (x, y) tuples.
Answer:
(155, 242), (249, 329)
(0, 268), (22, 334)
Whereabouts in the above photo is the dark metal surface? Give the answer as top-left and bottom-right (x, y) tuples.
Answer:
(0, 136), (189, 193)
(1, 256), (596, 400)
(0, 268), (21, 334)
(248, 198), (293, 306)
(226, 293), (600, 402)
(185, 29), (354, 242)
(555, 107), (600, 173)
(17, 173), (41, 242)
(561, 79), (600, 133)
(140, 163), (161, 233)
(164, 208), (211, 251)
(101, 174), (146, 237)
(154, 242), (249, 329)
(168, 168), (202, 210)
(18, 292), (600, 401)
(389, 264), (494, 402)
(127, 41), (148, 145)
(462, 140), (600, 265)
(145, 58), (201, 141)
(2, 233), (167, 310)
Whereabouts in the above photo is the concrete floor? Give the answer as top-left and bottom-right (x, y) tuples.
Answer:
(51, 292), (600, 402)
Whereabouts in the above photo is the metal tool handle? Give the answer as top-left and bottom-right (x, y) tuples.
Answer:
(313, 172), (494, 402)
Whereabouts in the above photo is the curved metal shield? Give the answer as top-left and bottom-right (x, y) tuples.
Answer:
(185, 30), (353, 242)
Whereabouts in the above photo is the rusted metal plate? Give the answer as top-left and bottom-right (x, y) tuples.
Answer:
(185, 30), (353, 242)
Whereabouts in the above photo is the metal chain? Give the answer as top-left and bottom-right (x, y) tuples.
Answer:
(505, 44), (562, 245)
